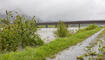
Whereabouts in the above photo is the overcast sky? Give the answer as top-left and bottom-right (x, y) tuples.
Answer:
(0, 0), (105, 21)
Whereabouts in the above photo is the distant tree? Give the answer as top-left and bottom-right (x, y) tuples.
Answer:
(56, 21), (69, 37)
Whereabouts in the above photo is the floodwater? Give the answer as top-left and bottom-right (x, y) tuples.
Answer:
(37, 27), (79, 43)
(47, 29), (104, 60)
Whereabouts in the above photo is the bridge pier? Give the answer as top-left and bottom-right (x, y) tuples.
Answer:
(78, 24), (80, 30)
(46, 25), (48, 28)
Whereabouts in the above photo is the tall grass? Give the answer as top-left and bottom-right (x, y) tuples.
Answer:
(0, 28), (101, 60)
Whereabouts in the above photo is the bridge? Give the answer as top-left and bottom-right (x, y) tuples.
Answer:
(37, 20), (105, 28)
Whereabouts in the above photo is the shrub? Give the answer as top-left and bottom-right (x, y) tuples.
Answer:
(0, 14), (43, 52)
(56, 21), (69, 37)
(85, 24), (98, 30)
(78, 24), (98, 32)
(0, 28), (101, 60)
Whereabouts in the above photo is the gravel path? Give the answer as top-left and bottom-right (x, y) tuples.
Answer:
(47, 29), (104, 60)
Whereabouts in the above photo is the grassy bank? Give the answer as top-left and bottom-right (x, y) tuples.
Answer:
(0, 28), (101, 60)
(38, 25), (56, 28)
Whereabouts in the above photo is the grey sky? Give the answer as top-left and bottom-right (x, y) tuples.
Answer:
(0, 0), (105, 21)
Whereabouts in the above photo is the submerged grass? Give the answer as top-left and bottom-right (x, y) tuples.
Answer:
(0, 28), (101, 60)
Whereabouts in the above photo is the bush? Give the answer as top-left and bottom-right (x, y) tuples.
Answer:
(0, 15), (43, 52)
(85, 24), (98, 30)
(56, 21), (69, 37)
(78, 24), (98, 32)
(0, 28), (101, 60)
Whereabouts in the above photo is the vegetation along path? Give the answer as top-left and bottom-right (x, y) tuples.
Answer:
(0, 28), (101, 60)
(47, 29), (104, 60)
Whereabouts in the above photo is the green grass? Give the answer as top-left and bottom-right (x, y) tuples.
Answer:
(38, 25), (56, 28)
(37, 25), (46, 28)
(0, 28), (101, 60)
(48, 25), (56, 28)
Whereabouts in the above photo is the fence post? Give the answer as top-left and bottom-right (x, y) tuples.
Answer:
(79, 24), (80, 30)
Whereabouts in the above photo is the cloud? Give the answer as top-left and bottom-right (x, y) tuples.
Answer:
(0, 0), (105, 21)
